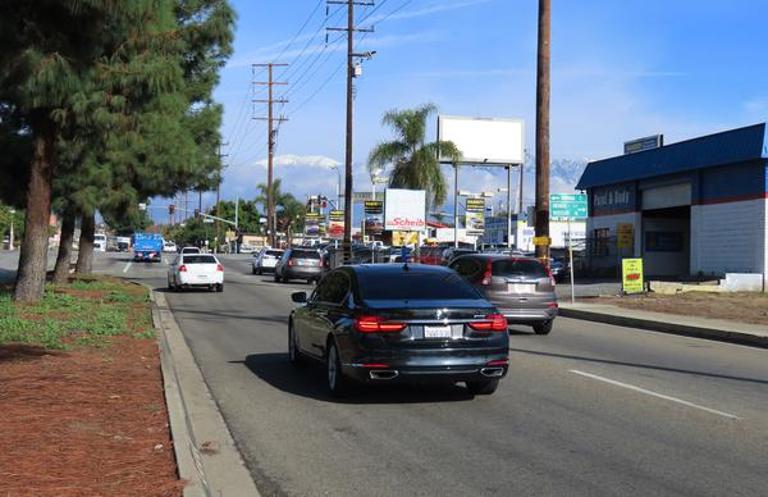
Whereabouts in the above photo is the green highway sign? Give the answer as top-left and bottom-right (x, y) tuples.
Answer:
(549, 193), (588, 220)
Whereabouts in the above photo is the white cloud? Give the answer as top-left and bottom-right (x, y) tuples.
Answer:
(367, 0), (495, 23)
(254, 154), (341, 168)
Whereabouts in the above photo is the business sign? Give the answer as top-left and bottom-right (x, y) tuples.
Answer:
(617, 223), (634, 249)
(550, 193), (588, 220)
(622, 258), (644, 294)
(340, 192), (385, 202)
(328, 210), (345, 239)
(465, 198), (486, 212)
(438, 115), (524, 164)
(392, 231), (419, 247)
(364, 201), (384, 236)
(304, 212), (322, 238)
(592, 184), (635, 215)
(465, 211), (485, 235)
(533, 236), (551, 247)
(624, 134), (663, 155)
(384, 189), (426, 231)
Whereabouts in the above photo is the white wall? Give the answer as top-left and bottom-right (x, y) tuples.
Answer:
(691, 198), (766, 277)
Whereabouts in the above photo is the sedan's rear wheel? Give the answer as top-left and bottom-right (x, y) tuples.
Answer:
(326, 340), (351, 397)
(216, 283), (224, 293)
(466, 378), (499, 396)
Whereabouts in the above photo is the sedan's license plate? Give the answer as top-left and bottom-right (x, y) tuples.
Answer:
(424, 325), (452, 339)
(197, 275), (208, 279)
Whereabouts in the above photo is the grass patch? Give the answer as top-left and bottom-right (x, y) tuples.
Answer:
(0, 276), (153, 349)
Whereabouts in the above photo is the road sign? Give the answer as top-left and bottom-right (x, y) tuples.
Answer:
(622, 258), (644, 294)
(550, 193), (587, 220)
(340, 191), (385, 202)
(533, 236), (551, 246)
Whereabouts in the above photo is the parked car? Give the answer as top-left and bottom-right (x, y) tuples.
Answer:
(288, 264), (509, 397)
(252, 248), (284, 274)
(441, 247), (477, 265)
(180, 246), (201, 255)
(549, 257), (567, 282)
(449, 254), (558, 335)
(163, 240), (178, 253)
(418, 246), (444, 265)
(116, 236), (131, 252)
(93, 233), (107, 252)
(167, 253), (224, 292)
(239, 243), (257, 254)
(274, 248), (323, 284)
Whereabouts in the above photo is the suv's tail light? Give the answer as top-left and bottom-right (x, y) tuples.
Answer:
(480, 260), (493, 286)
(178, 265), (187, 272)
(469, 314), (508, 332)
(216, 263), (224, 272)
(287, 259), (294, 267)
(354, 315), (407, 333)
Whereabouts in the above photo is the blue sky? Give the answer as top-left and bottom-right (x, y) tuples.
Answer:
(190, 0), (768, 217)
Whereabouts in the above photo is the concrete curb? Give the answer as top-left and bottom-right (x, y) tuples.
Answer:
(558, 307), (768, 348)
(149, 288), (261, 497)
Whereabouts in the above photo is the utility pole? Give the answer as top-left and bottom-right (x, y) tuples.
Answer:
(215, 141), (228, 253)
(327, 0), (374, 261)
(253, 63), (288, 248)
(535, 0), (551, 266)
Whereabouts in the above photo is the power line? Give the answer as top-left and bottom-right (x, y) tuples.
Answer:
(273, 0), (325, 63)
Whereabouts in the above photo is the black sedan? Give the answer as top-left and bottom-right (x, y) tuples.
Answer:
(288, 264), (509, 397)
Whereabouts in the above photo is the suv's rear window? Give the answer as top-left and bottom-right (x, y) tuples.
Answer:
(359, 272), (481, 300)
(266, 250), (283, 257)
(291, 250), (320, 259)
(492, 259), (547, 278)
(183, 255), (217, 264)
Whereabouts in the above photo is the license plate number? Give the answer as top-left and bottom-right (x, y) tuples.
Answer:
(197, 275), (208, 279)
(424, 325), (452, 338)
(508, 283), (535, 293)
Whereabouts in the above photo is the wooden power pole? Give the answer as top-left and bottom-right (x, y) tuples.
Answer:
(253, 63), (288, 247)
(535, 0), (551, 265)
(327, 0), (374, 262)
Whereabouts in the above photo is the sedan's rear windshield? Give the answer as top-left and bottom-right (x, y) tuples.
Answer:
(359, 272), (481, 300)
(492, 259), (547, 278)
(291, 251), (320, 259)
(183, 255), (217, 264)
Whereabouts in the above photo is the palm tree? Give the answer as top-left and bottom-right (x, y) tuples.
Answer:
(256, 178), (305, 245)
(368, 103), (461, 209)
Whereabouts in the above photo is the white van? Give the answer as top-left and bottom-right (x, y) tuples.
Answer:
(94, 233), (107, 252)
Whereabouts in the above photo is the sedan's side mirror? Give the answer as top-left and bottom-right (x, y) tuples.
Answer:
(291, 292), (307, 304)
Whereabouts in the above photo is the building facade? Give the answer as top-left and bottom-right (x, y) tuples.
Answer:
(577, 123), (768, 282)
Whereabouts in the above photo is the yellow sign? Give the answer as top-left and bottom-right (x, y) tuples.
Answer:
(622, 258), (644, 294)
(533, 236), (551, 246)
(392, 231), (419, 247)
(617, 223), (634, 249)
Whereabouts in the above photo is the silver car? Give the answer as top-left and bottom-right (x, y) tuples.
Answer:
(449, 254), (558, 335)
(252, 248), (284, 275)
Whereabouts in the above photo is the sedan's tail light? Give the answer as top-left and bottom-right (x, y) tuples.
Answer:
(354, 315), (407, 333)
(216, 264), (224, 272)
(468, 314), (508, 332)
(287, 259), (295, 267)
(178, 265), (187, 272)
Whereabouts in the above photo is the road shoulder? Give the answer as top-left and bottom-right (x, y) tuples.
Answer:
(151, 288), (261, 497)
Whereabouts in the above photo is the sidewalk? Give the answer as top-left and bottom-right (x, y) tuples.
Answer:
(559, 302), (768, 348)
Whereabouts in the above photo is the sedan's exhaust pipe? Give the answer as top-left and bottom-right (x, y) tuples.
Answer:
(480, 367), (504, 378)
(369, 370), (399, 380)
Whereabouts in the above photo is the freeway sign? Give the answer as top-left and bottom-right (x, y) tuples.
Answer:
(549, 193), (587, 220)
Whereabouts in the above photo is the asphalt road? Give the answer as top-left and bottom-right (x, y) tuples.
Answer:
(3, 251), (768, 496)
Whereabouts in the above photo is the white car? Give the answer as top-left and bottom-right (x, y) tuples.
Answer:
(239, 243), (257, 254)
(93, 233), (107, 252)
(180, 246), (201, 255)
(252, 248), (284, 275)
(167, 253), (224, 292)
(163, 240), (178, 253)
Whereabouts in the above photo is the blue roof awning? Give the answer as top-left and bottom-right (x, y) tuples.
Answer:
(576, 123), (768, 190)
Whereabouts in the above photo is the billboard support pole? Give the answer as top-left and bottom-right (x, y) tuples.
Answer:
(453, 163), (459, 248)
(506, 165), (513, 249)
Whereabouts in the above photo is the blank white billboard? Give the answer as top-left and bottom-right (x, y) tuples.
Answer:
(384, 189), (426, 231)
(438, 116), (524, 165)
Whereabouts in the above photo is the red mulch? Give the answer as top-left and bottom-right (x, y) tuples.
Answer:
(0, 337), (184, 497)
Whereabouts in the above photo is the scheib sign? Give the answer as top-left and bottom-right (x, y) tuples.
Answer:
(384, 189), (426, 232)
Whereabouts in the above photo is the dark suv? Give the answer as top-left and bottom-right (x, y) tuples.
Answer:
(275, 248), (324, 284)
(449, 254), (558, 335)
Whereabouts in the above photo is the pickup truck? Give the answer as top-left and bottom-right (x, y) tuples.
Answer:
(132, 233), (164, 262)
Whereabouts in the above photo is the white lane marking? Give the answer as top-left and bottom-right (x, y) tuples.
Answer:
(122, 262), (132, 274)
(569, 369), (741, 420)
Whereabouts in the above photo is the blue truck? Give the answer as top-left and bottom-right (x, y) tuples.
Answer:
(132, 233), (165, 262)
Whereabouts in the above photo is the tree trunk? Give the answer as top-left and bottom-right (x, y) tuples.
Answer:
(52, 209), (77, 285)
(75, 212), (95, 274)
(14, 120), (55, 302)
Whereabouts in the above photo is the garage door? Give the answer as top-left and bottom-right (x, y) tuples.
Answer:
(641, 183), (691, 210)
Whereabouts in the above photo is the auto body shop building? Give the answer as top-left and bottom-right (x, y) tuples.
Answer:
(576, 123), (768, 283)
